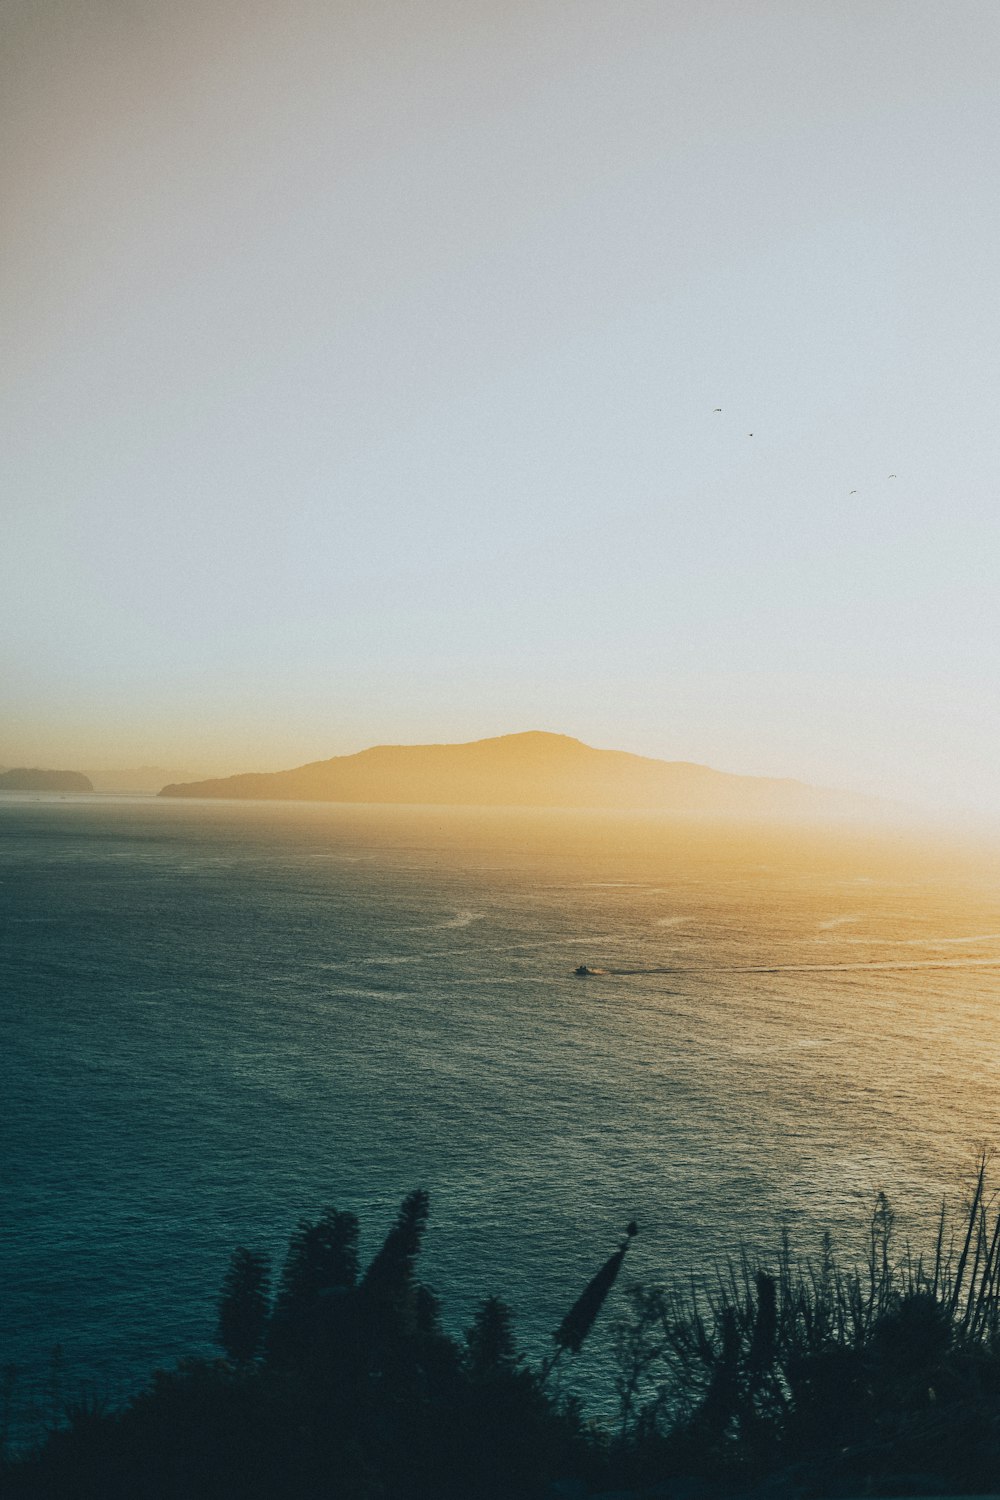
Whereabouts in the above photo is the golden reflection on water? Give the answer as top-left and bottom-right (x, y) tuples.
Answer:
(4, 795), (1000, 1412)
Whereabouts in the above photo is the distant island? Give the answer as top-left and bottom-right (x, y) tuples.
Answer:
(0, 767), (93, 792)
(159, 731), (878, 820)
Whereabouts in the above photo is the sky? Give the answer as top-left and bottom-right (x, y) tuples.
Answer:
(3, 1), (1000, 814)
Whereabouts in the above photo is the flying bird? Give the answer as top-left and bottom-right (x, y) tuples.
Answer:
(849, 489), (857, 494)
(713, 407), (722, 412)
(888, 473), (897, 479)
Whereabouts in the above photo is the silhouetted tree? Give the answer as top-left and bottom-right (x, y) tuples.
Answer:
(266, 1208), (358, 1368)
(361, 1190), (427, 1301)
(217, 1248), (271, 1366)
(359, 1188), (429, 1345)
(465, 1297), (518, 1382)
(1, 1362), (19, 1463)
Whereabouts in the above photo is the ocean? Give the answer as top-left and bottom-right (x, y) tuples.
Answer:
(4, 794), (1000, 1429)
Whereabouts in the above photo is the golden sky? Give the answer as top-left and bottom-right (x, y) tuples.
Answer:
(3, 2), (999, 813)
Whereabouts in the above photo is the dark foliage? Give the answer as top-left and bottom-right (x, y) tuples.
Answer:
(465, 1296), (519, 1381)
(2, 1192), (603, 1499)
(266, 1206), (358, 1371)
(11, 1163), (1000, 1497)
(552, 1222), (637, 1357)
(217, 1248), (271, 1366)
(612, 1152), (1000, 1495)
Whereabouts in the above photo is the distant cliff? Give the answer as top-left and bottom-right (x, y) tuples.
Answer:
(0, 767), (93, 792)
(159, 731), (876, 820)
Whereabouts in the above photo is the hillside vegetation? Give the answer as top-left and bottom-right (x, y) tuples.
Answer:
(8, 1161), (1000, 1497)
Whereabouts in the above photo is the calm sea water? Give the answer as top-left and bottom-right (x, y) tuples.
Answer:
(4, 794), (1000, 1424)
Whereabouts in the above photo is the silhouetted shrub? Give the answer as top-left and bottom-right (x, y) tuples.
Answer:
(611, 1151), (1000, 1492)
(12, 1162), (1000, 1497)
(265, 1206), (358, 1370)
(217, 1248), (271, 1366)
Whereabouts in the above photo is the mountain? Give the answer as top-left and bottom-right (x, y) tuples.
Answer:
(158, 732), (878, 820)
(0, 768), (93, 792)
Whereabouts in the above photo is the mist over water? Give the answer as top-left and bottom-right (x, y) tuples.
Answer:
(4, 795), (1000, 1415)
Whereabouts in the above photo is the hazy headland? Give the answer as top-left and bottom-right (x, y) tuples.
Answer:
(0, 768), (93, 792)
(158, 730), (894, 823)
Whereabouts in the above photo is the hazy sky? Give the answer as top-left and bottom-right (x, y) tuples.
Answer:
(4, 1), (1000, 812)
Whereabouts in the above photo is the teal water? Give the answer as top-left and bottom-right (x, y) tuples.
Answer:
(4, 795), (1000, 1427)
